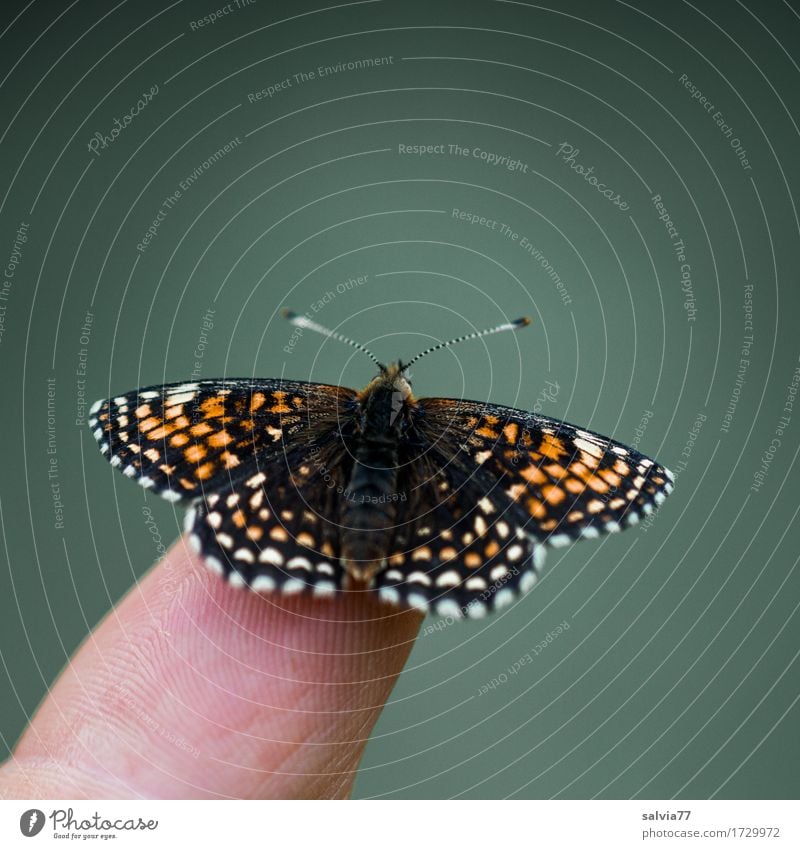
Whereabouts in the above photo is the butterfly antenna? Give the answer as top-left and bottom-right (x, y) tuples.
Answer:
(281, 308), (385, 370)
(403, 316), (531, 370)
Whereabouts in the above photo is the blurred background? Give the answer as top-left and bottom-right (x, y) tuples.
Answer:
(0, 0), (798, 798)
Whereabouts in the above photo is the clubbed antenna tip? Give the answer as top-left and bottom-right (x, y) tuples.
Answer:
(403, 315), (533, 370)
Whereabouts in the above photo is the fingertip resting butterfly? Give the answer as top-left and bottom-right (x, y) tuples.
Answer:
(89, 310), (673, 619)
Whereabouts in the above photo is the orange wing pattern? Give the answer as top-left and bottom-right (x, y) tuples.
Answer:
(89, 379), (356, 501)
(415, 397), (674, 547)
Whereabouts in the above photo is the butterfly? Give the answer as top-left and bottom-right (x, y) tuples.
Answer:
(88, 310), (674, 619)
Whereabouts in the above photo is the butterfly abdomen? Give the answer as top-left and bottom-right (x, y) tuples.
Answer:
(339, 439), (402, 580)
(338, 380), (411, 581)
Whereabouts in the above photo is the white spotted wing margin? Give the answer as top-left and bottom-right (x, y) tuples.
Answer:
(186, 437), (545, 615)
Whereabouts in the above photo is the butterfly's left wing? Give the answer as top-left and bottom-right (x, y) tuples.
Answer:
(88, 378), (357, 502)
(184, 441), (352, 595)
(414, 396), (674, 546)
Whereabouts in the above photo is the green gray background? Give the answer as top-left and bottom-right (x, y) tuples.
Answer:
(1, 0), (798, 798)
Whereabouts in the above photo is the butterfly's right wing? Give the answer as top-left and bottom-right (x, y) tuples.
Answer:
(373, 447), (542, 618)
(368, 395), (674, 618)
(88, 378), (357, 502)
(413, 396), (674, 543)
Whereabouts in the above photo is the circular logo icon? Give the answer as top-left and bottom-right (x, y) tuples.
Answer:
(19, 809), (46, 837)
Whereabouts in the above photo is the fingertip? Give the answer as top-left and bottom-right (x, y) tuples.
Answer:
(9, 539), (423, 799)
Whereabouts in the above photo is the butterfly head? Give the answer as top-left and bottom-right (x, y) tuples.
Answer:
(384, 361), (413, 393)
(357, 362), (415, 432)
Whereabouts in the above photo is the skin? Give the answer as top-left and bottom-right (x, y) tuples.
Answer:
(0, 538), (423, 799)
